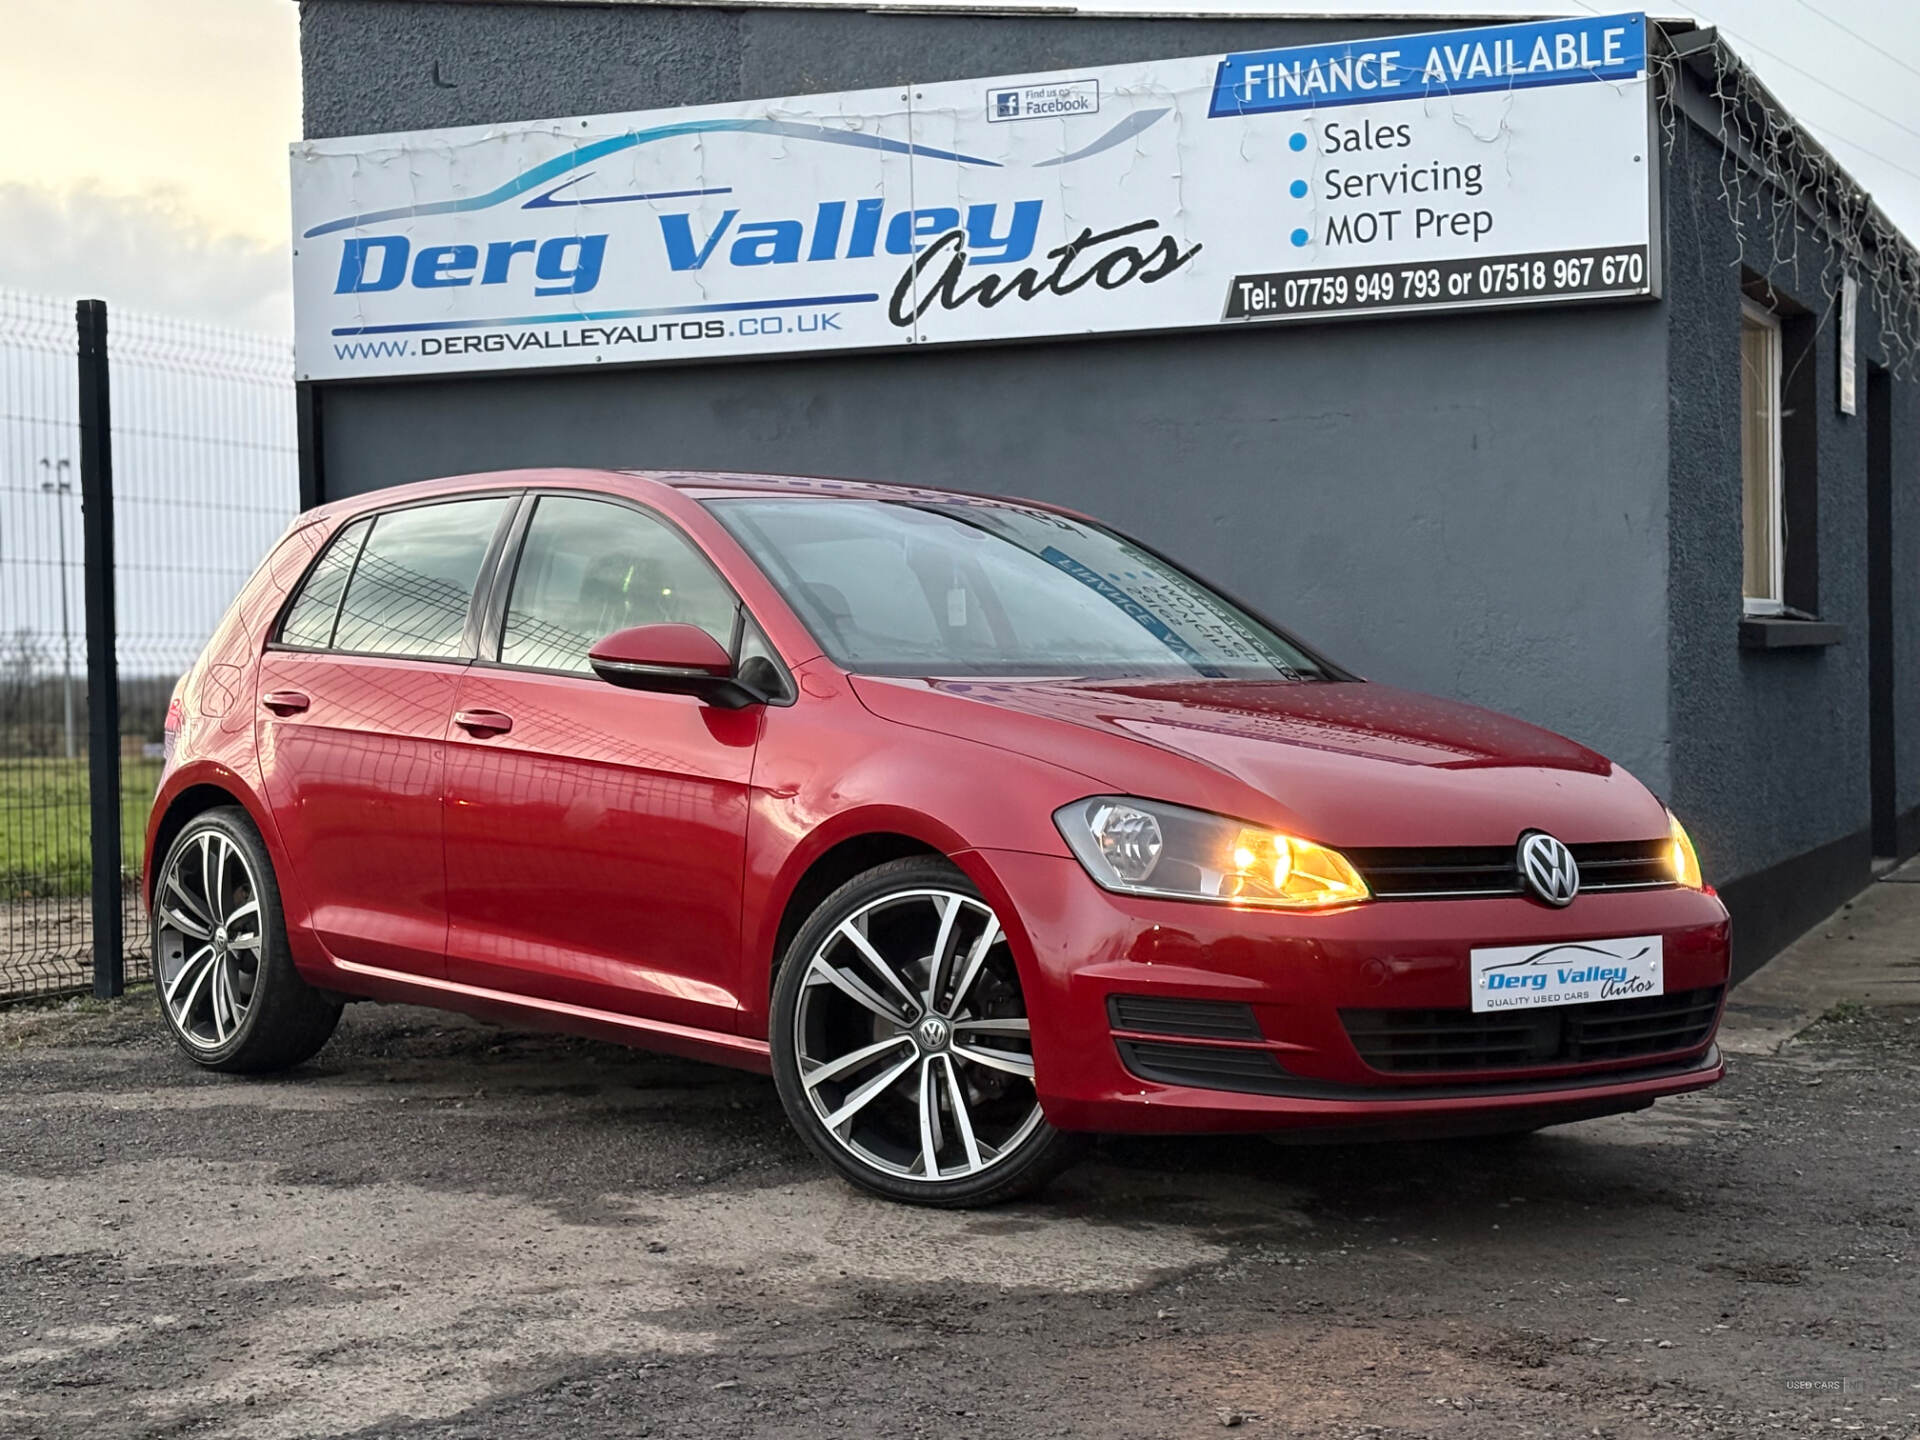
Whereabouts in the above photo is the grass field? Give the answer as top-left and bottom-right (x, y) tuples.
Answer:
(0, 757), (164, 898)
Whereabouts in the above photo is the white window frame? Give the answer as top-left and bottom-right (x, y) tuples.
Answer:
(1741, 299), (1785, 616)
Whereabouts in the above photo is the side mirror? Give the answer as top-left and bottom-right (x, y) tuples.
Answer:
(588, 624), (760, 709)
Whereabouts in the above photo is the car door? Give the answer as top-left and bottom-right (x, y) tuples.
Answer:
(441, 492), (760, 1033)
(256, 493), (517, 979)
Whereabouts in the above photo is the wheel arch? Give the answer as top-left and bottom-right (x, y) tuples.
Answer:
(765, 831), (945, 993)
(148, 786), (233, 898)
(145, 767), (275, 907)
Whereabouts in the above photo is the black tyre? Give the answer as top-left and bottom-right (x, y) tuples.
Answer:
(770, 856), (1085, 1207)
(150, 806), (341, 1073)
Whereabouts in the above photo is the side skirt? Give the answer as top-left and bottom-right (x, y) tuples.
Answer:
(326, 957), (773, 1075)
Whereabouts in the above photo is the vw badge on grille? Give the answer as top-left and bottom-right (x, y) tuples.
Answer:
(1518, 831), (1580, 907)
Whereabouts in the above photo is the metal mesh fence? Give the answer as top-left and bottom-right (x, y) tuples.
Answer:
(0, 289), (296, 1000)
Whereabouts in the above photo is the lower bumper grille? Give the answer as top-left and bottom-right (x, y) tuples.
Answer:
(1116, 1039), (1289, 1092)
(1341, 986), (1724, 1074)
(1114, 1037), (1721, 1102)
(1107, 994), (1263, 1041)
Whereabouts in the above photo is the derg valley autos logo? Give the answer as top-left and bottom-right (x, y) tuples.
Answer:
(310, 110), (1199, 329)
(1483, 941), (1657, 1000)
(324, 195), (1203, 330)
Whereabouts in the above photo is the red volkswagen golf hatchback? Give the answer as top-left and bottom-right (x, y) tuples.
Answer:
(147, 469), (1729, 1205)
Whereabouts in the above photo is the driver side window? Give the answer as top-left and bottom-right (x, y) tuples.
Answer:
(500, 496), (737, 674)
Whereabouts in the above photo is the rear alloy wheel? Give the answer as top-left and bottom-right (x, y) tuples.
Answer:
(152, 807), (340, 1073)
(771, 857), (1083, 1206)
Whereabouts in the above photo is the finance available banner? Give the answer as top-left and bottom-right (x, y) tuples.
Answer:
(290, 11), (1657, 381)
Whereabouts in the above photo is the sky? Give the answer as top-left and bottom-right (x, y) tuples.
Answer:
(0, 0), (1914, 339)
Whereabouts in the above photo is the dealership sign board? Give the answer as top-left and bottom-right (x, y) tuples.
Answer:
(290, 12), (1657, 381)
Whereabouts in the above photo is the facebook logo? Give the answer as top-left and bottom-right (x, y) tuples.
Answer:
(985, 80), (1096, 123)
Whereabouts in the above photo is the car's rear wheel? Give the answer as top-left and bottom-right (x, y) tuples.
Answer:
(770, 857), (1083, 1206)
(151, 806), (340, 1073)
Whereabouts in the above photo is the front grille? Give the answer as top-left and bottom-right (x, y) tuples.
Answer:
(1108, 995), (1264, 1041)
(1574, 839), (1685, 891)
(1341, 986), (1723, 1074)
(1344, 838), (1675, 900)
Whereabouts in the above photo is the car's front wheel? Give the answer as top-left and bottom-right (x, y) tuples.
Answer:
(770, 857), (1083, 1206)
(151, 806), (341, 1073)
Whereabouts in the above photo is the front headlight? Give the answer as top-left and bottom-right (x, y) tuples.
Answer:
(1054, 796), (1369, 909)
(1668, 810), (1705, 889)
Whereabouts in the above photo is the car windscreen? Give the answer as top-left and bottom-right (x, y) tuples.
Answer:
(704, 496), (1326, 680)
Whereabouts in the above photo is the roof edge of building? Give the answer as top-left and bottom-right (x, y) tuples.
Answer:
(294, 0), (1700, 21)
(1665, 24), (1920, 295)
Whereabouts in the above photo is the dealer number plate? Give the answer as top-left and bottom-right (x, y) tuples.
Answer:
(1469, 935), (1664, 1014)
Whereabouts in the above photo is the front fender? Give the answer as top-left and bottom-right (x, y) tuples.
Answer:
(739, 669), (1093, 1035)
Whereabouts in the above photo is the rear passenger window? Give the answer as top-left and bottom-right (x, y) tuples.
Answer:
(501, 496), (737, 673)
(331, 497), (512, 659)
(278, 518), (369, 649)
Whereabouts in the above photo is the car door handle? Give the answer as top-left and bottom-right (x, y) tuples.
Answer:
(453, 708), (514, 738)
(261, 690), (310, 716)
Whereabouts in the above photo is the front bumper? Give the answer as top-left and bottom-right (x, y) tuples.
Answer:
(964, 849), (1731, 1135)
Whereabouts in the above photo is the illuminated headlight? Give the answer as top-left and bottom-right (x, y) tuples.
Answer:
(1054, 797), (1369, 909)
(1668, 810), (1705, 889)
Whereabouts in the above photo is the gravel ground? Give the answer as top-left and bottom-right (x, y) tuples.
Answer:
(1, 991), (1916, 1440)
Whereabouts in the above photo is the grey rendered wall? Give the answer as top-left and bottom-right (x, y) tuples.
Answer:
(299, 1), (1676, 792)
(1896, 361), (1920, 842)
(299, 1), (1461, 140)
(1663, 85), (1920, 972)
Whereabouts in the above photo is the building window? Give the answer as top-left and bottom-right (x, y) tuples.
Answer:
(1740, 299), (1784, 614)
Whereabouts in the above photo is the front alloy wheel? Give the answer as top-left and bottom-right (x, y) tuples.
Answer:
(771, 857), (1082, 1206)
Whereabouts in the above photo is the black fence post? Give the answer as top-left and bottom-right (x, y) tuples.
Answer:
(77, 299), (123, 999)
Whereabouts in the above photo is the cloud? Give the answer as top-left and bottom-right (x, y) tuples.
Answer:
(0, 182), (290, 336)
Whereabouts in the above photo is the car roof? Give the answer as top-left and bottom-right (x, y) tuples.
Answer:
(308, 467), (1058, 524)
(631, 469), (1006, 504)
